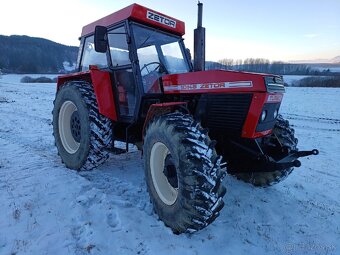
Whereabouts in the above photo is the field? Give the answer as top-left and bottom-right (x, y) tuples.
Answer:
(0, 74), (339, 255)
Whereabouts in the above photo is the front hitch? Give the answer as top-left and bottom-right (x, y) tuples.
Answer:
(294, 149), (319, 157)
(229, 148), (319, 173)
(272, 149), (319, 170)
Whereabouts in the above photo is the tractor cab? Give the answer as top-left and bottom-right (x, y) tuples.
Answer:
(76, 4), (190, 121)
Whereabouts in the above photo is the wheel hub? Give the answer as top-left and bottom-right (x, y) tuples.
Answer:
(163, 154), (178, 189)
(58, 101), (80, 154)
(70, 111), (81, 143)
(150, 142), (178, 205)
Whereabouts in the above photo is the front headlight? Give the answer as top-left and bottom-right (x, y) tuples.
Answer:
(261, 110), (267, 122)
(273, 109), (279, 119)
(265, 76), (285, 93)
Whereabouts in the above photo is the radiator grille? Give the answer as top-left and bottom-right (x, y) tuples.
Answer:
(204, 94), (252, 134)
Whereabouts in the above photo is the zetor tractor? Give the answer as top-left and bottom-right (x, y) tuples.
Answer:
(52, 3), (318, 233)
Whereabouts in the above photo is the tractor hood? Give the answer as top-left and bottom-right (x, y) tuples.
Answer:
(161, 70), (284, 94)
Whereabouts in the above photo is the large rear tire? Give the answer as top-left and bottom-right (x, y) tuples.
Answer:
(52, 81), (112, 170)
(143, 112), (226, 233)
(233, 115), (298, 187)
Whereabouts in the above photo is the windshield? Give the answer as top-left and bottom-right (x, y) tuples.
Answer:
(132, 24), (190, 93)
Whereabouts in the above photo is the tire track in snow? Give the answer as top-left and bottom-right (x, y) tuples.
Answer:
(283, 113), (340, 124)
(70, 186), (122, 255)
(1, 80), (152, 254)
(282, 113), (340, 132)
(0, 137), (83, 254)
(79, 152), (153, 215)
(0, 135), (124, 254)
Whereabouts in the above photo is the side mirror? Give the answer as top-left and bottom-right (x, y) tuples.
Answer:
(94, 26), (108, 53)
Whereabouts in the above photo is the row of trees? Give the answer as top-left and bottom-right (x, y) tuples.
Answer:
(292, 76), (340, 87)
(206, 58), (337, 75)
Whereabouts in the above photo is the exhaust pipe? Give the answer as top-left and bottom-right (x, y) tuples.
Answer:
(194, 1), (206, 71)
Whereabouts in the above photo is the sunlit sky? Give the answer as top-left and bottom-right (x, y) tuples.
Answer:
(1, 0), (339, 62)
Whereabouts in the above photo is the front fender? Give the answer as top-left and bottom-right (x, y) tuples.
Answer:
(142, 102), (188, 137)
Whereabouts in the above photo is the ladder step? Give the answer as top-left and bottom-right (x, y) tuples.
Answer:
(106, 147), (126, 155)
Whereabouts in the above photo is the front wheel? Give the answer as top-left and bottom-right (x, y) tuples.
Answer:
(232, 115), (298, 187)
(143, 112), (226, 233)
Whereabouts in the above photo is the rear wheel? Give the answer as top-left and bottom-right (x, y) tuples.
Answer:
(52, 81), (112, 170)
(233, 115), (298, 187)
(143, 112), (226, 233)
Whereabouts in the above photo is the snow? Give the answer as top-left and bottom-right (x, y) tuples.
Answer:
(0, 74), (339, 255)
(63, 61), (77, 72)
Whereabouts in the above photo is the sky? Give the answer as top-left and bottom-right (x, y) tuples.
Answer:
(1, 0), (339, 62)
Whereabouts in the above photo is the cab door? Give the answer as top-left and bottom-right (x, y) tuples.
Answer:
(107, 26), (138, 121)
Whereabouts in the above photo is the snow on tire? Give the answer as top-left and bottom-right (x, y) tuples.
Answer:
(233, 114), (298, 187)
(143, 112), (226, 233)
(52, 81), (112, 170)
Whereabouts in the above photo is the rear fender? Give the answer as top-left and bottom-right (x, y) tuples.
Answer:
(142, 102), (188, 137)
(57, 66), (117, 121)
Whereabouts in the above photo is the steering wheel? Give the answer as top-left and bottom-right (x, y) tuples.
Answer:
(140, 62), (165, 75)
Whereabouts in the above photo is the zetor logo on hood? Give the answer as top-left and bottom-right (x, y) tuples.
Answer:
(146, 10), (176, 28)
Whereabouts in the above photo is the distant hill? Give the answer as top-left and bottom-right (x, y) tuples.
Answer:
(332, 56), (340, 64)
(0, 35), (78, 73)
(206, 58), (340, 76)
(290, 55), (340, 64)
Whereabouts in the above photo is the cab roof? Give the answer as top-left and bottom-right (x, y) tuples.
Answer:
(81, 3), (185, 37)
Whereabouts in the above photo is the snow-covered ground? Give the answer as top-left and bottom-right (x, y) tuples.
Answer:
(0, 74), (339, 255)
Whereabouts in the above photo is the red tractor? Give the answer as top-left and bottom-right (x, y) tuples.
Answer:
(52, 3), (318, 233)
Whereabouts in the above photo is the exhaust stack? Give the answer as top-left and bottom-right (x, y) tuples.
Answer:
(194, 1), (206, 71)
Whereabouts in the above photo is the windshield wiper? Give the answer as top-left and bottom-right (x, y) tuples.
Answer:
(138, 29), (157, 48)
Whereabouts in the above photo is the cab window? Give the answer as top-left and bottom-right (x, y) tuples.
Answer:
(80, 35), (108, 71)
(108, 27), (131, 67)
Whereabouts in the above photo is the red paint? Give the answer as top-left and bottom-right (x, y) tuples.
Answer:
(57, 67), (117, 121)
(57, 71), (92, 90)
(142, 102), (187, 137)
(241, 92), (284, 138)
(81, 4), (185, 37)
(90, 68), (117, 121)
(242, 93), (268, 138)
(162, 70), (271, 94)
(161, 70), (285, 139)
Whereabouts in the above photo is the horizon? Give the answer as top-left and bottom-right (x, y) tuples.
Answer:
(1, 33), (340, 65)
(1, 0), (339, 62)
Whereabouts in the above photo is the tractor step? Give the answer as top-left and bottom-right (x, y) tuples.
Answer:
(106, 147), (126, 155)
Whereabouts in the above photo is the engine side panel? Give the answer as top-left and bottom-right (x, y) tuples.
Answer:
(196, 93), (252, 136)
(162, 70), (267, 94)
(162, 70), (284, 139)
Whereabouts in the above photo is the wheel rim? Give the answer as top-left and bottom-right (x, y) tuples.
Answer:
(150, 142), (178, 205)
(58, 101), (80, 154)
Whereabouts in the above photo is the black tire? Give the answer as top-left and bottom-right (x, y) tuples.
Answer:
(143, 112), (226, 233)
(233, 115), (298, 187)
(52, 81), (112, 170)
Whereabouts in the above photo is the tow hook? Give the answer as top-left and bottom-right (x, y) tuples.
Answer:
(280, 149), (319, 168)
(295, 149), (319, 157)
